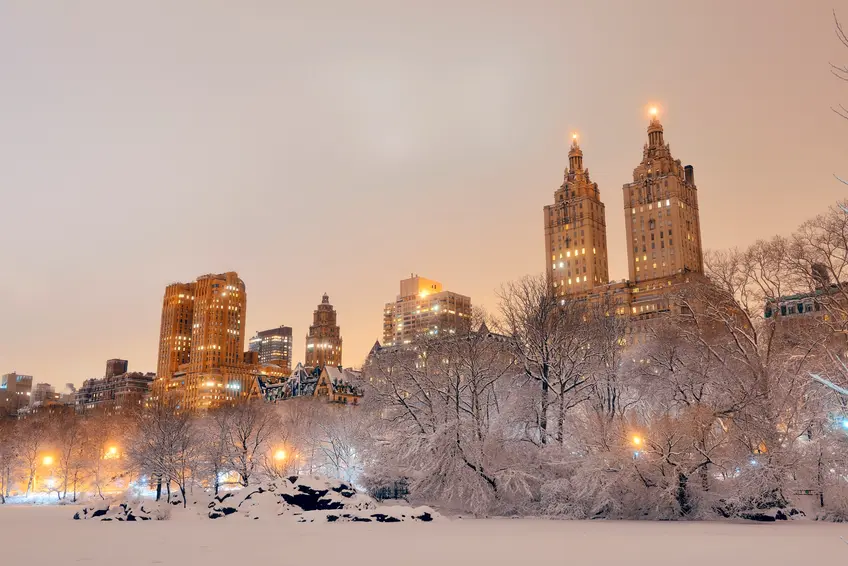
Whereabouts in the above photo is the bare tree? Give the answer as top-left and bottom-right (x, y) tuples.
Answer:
(498, 274), (596, 445)
(127, 406), (198, 506)
(225, 401), (279, 487)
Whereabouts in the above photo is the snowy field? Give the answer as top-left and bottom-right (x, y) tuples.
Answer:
(3, 506), (848, 566)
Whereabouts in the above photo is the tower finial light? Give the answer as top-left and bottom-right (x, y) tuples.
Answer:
(649, 106), (658, 117)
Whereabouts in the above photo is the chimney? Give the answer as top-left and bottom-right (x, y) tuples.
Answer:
(684, 165), (695, 186)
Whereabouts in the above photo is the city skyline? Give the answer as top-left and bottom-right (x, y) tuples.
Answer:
(2, 1), (846, 388)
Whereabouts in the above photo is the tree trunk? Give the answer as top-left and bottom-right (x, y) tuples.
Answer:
(155, 476), (162, 501)
(539, 368), (549, 445)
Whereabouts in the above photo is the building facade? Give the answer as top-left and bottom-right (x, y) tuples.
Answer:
(105, 359), (129, 379)
(622, 110), (704, 283)
(154, 272), (255, 410)
(305, 294), (342, 369)
(0, 372), (32, 415)
(542, 110), (706, 337)
(545, 136), (611, 296)
(30, 382), (58, 406)
(76, 372), (155, 413)
(382, 275), (473, 346)
(249, 326), (293, 373)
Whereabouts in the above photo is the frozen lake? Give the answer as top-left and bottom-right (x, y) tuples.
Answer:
(3, 505), (846, 565)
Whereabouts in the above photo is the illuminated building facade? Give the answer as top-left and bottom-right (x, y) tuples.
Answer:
(545, 135), (611, 296)
(154, 272), (256, 410)
(543, 108), (706, 334)
(0, 372), (32, 415)
(305, 293), (342, 369)
(249, 326), (293, 373)
(623, 109), (704, 284)
(382, 275), (472, 346)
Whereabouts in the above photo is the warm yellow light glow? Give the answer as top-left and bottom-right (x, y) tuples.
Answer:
(419, 290), (429, 298)
(632, 435), (642, 446)
(42, 456), (54, 466)
(571, 132), (578, 141)
(274, 449), (287, 461)
(108, 446), (118, 456)
(649, 106), (658, 117)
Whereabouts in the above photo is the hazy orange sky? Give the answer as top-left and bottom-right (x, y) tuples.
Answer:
(1, 1), (846, 387)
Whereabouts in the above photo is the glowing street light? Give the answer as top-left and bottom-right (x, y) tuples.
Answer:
(105, 446), (119, 459)
(42, 455), (54, 466)
(273, 449), (287, 462)
(631, 435), (643, 447)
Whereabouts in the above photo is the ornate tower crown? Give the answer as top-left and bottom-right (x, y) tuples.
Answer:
(647, 107), (664, 148)
(568, 133), (583, 172)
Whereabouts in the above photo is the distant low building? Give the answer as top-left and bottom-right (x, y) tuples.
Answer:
(30, 383), (58, 406)
(0, 372), (33, 416)
(76, 371), (155, 413)
(257, 363), (363, 405)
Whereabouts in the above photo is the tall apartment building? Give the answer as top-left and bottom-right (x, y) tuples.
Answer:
(542, 108), (706, 328)
(154, 272), (254, 410)
(382, 275), (473, 346)
(623, 109), (704, 284)
(305, 294), (342, 369)
(0, 372), (33, 415)
(105, 359), (129, 379)
(249, 326), (293, 373)
(545, 135), (610, 296)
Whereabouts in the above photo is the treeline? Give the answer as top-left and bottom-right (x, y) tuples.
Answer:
(0, 398), (364, 505)
(359, 201), (848, 519)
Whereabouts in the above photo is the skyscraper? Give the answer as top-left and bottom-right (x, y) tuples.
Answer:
(249, 326), (293, 373)
(156, 282), (195, 383)
(382, 275), (472, 346)
(544, 135), (610, 295)
(154, 272), (253, 409)
(622, 109), (704, 284)
(305, 293), (342, 369)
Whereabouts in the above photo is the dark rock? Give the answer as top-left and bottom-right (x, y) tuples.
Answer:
(775, 510), (788, 521)
(371, 514), (401, 523)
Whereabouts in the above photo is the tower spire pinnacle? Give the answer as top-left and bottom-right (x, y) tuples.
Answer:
(647, 106), (664, 147)
(568, 132), (583, 172)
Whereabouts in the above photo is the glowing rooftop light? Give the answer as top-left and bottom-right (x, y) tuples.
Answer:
(649, 106), (658, 117)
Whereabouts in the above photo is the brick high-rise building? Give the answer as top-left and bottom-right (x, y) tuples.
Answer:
(154, 272), (254, 410)
(305, 293), (342, 369)
(382, 275), (472, 346)
(249, 326), (293, 373)
(545, 135), (610, 296)
(623, 109), (704, 284)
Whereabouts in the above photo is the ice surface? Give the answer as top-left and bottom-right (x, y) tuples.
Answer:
(3, 504), (848, 566)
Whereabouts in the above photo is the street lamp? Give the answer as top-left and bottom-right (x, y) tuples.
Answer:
(273, 449), (286, 462)
(42, 455), (54, 466)
(631, 435), (642, 447)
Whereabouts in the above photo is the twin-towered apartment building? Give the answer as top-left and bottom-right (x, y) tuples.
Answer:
(544, 110), (705, 323)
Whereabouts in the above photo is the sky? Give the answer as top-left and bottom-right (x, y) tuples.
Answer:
(1, 0), (846, 388)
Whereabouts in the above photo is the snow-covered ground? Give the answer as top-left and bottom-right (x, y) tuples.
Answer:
(3, 504), (847, 565)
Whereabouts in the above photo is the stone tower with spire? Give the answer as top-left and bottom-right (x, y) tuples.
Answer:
(622, 109), (704, 285)
(544, 134), (610, 296)
(304, 293), (342, 369)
